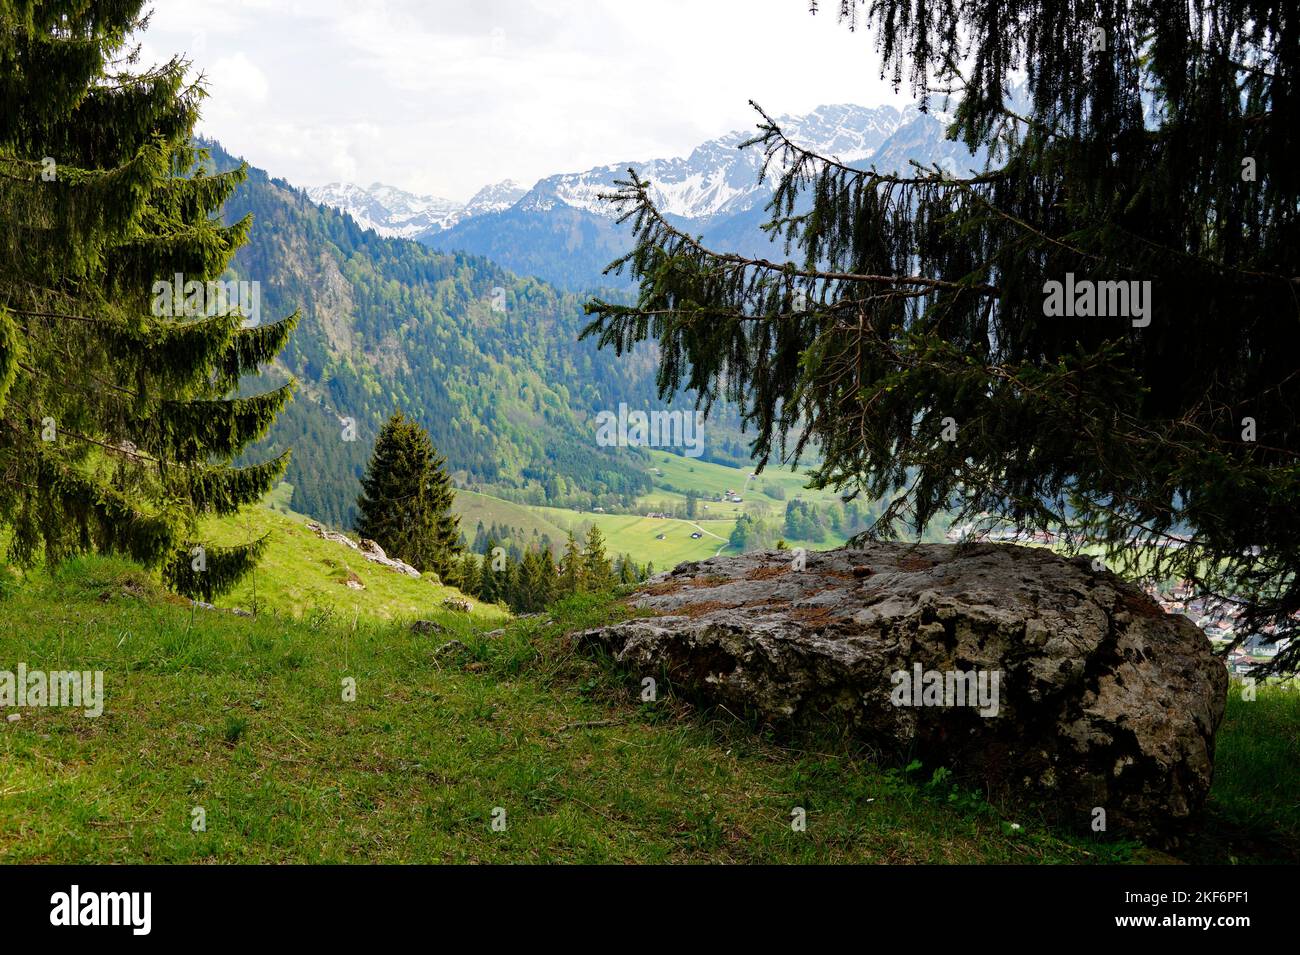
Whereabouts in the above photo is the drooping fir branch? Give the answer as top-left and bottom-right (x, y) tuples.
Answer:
(0, 305), (17, 412)
(22, 308), (299, 390)
(141, 383), (295, 462)
(176, 452), (291, 515)
(2, 434), (175, 568)
(217, 313), (300, 386)
(583, 165), (995, 467)
(162, 533), (270, 603)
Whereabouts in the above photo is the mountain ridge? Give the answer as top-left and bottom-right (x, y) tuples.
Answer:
(307, 178), (527, 239)
(424, 100), (986, 289)
(309, 102), (922, 242)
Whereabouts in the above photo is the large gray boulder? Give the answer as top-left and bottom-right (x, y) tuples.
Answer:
(581, 543), (1227, 839)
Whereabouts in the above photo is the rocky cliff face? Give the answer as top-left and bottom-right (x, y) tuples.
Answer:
(581, 543), (1228, 841)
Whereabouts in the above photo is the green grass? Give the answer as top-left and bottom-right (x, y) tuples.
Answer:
(531, 507), (735, 565)
(1186, 682), (1300, 861)
(193, 505), (506, 625)
(512, 450), (860, 567)
(262, 481), (296, 514)
(644, 450), (839, 504)
(636, 487), (752, 521)
(458, 451), (942, 570)
(453, 489), (571, 544)
(1, 550), (1293, 864)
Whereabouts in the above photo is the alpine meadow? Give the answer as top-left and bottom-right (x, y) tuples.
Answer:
(0, 0), (1295, 931)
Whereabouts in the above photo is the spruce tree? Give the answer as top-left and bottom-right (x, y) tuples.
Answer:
(510, 550), (531, 613)
(354, 411), (460, 577)
(584, 1), (1300, 672)
(478, 537), (503, 604)
(618, 554), (637, 585)
(456, 551), (481, 599)
(559, 531), (585, 596)
(514, 549), (549, 614)
(503, 550), (523, 612)
(583, 525), (613, 590)
(535, 546), (557, 608)
(0, 2), (297, 600)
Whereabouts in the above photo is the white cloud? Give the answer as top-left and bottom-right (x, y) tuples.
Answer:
(205, 52), (270, 104)
(138, 0), (911, 201)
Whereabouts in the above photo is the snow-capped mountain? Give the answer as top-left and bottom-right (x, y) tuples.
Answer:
(463, 179), (527, 217)
(516, 103), (911, 222)
(314, 100), (990, 289)
(307, 181), (462, 239)
(422, 100), (988, 289)
(306, 179), (525, 240)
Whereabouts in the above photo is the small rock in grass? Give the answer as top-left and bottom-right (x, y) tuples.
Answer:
(433, 639), (469, 659)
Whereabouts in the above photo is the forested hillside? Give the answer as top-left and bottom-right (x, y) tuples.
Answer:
(201, 141), (744, 527)
(244, 101), (992, 536)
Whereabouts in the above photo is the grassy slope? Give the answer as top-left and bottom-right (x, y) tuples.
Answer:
(1, 545), (1294, 863)
(452, 490), (571, 544)
(645, 450), (838, 502)
(531, 507), (735, 566)
(0, 558), (1115, 863)
(1194, 684), (1300, 861)
(194, 505), (506, 625)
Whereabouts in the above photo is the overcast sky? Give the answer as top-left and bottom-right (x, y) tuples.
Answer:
(137, 0), (910, 201)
